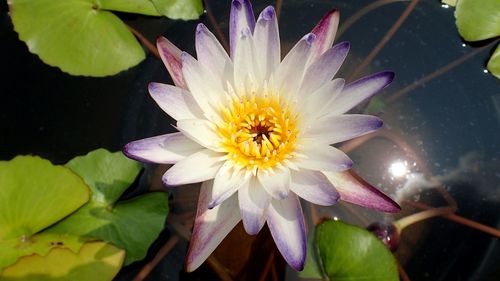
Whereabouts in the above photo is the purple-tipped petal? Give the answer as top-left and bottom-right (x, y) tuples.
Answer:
(157, 36), (186, 89)
(124, 133), (203, 164)
(311, 9), (340, 60)
(323, 170), (401, 212)
(299, 42), (350, 96)
(267, 194), (306, 271)
(186, 181), (241, 272)
(329, 71), (395, 115)
(208, 162), (246, 209)
(195, 23), (232, 78)
(230, 0), (256, 58)
(162, 149), (223, 186)
(307, 114), (383, 144)
(238, 178), (270, 235)
(254, 6), (280, 79)
(296, 143), (353, 172)
(148, 83), (203, 121)
(272, 33), (316, 99)
(290, 169), (340, 206)
(258, 167), (291, 200)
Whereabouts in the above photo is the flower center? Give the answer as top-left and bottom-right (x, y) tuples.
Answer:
(217, 94), (298, 172)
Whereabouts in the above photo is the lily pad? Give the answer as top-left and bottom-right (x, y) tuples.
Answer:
(0, 156), (90, 270)
(48, 149), (169, 265)
(455, 0), (500, 41)
(315, 220), (398, 281)
(487, 44), (500, 79)
(8, 0), (146, 77)
(0, 241), (125, 281)
(100, 0), (161, 16)
(0, 156), (90, 241)
(151, 0), (204, 20)
(0, 233), (87, 270)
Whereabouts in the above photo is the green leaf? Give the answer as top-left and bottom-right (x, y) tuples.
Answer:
(0, 241), (125, 281)
(0, 156), (90, 241)
(48, 149), (169, 265)
(64, 148), (142, 205)
(315, 220), (399, 281)
(487, 44), (500, 79)
(0, 233), (87, 270)
(8, 0), (146, 77)
(150, 0), (204, 20)
(455, 0), (500, 41)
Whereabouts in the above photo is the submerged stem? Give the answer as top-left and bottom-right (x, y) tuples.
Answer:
(127, 24), (160, 59)
(393, 206), (455, 233)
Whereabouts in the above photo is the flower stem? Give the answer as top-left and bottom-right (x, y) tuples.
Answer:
(393, 206), (455, 233)
(404, 200), (500, 238)
(348, 0), (420, 81)
(133, 235), (180, 281)
(127, 24), (160, 59)
(337, 0), (410, 38)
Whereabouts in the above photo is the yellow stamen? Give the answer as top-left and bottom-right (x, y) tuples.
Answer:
(217, 93), (298, 171)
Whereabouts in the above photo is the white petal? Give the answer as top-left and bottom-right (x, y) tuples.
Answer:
(253, 6), (280, 80)
(290, 169), (339, 205)
(181, 52), (224, 121)
(238, 177), (271, 235)
(295, 143), (352, 171)
(176, 119), (222, 150)
(327, 71), (395, 116)
(124, 133), (203, 164)
(186, 181), (241, 272)
(323, 171), (401, 212)
(148, 83), (204, 120)
(257, 166), (291, 199)
(195, 23), (232, 79)
(162, 149), (224, 185)
(233, 27), (262, 95)
(306, 114), (383, 144)
(299, 42), (349, 97)
(271, 33), (315, 101)
(301, 78), (344, 123)
(267, 194), (306, 271)
(209, 162), (247, 209)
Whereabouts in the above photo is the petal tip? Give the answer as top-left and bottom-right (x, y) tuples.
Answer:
(196, 23), (207, 34)
(262, 6), (275, 20)
(305, 33), (316, 45)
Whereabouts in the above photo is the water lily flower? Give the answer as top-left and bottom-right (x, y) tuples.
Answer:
(124, 0), (400, 272)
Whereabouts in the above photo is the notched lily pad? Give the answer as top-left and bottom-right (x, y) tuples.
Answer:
(0, 156), (90, 270)
(315, 220), (399, 281)
(8, 0), (146, 77)
(0, 233), (87, 270)
(0, 241), (125, 281)
(48, 149), (169, 265)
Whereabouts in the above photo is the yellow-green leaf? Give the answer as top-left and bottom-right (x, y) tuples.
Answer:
(487, 44), (500, 79)
(0, 241), (125, 281)
(0, 156), (89, 241)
